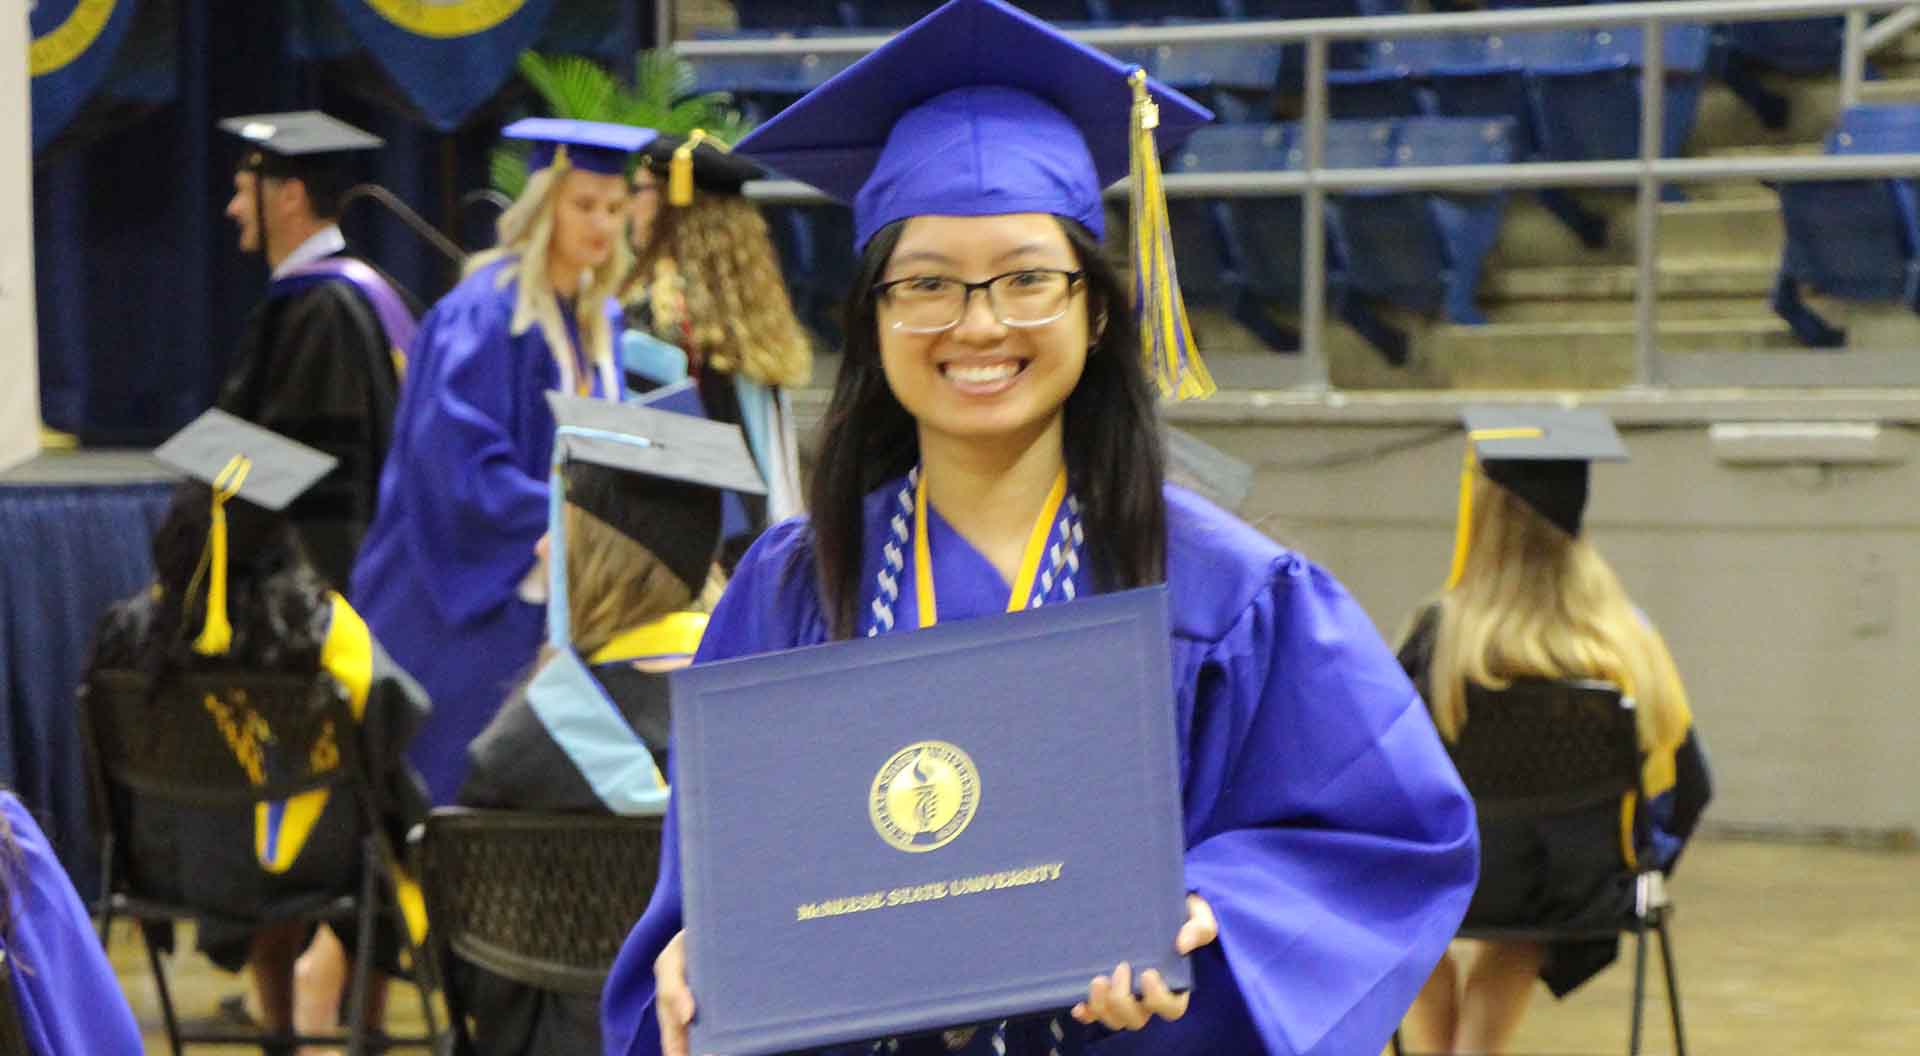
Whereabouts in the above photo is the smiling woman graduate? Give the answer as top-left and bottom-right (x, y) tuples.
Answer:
(349, 119), (653, 804)
(600, 3), (1480, 1055)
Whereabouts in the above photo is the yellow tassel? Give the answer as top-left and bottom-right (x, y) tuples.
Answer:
(1444, 447), (1477, 591)
(669, 128), (709, 208)
(668, 142), (694, 207)
(1128, 69), (1214, 402)
(1445, 428), (1545, 590)
(192, 455), (252, 656)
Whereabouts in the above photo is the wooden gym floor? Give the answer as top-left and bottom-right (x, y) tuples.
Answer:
(108, 837), (1918, 1054)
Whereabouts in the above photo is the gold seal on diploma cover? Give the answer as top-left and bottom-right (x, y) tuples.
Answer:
(869, 741), (980, 853)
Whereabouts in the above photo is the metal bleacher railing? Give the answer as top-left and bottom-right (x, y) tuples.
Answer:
(665, 0), (1920, 392)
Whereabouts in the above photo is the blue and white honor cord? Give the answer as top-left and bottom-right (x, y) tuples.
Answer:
(863, 468), (1085, 639)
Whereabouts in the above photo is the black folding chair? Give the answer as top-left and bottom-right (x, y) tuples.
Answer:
(413, 807), (664, 1054)
(1395, 679), (1687, 1056)
(81, 669), (440, 1054)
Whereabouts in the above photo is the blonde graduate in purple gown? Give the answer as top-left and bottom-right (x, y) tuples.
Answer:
(350, 120), (649, 804)
(603, 3), (1480, 1054)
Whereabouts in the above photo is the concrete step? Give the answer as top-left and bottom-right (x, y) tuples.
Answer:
(1688, 75), (1847, 154)
(1484, 260), (1779, 306)
(1859, 76), (1920, 103)
(1423, 318), (1804, 389)
(1486, 190), (1789, 269)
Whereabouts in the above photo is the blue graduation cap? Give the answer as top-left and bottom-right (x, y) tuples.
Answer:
(731, 0), (1219, 399)
(503, 118), (660, 176)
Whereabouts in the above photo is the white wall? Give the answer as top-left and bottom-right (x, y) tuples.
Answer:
(1, 5), (40, 471)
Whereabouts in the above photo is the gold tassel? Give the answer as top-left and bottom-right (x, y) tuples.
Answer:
(669, 128), (721, 208)
(1444, 447), (1477, 591)
(192, 455), (252, 656)
(1445, 428), (1544, 590)
(1128, 69), (1213, 402)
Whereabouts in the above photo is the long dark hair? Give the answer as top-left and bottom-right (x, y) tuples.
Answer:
(136, 482), (331, 678)
(807, 216), (1167, 640)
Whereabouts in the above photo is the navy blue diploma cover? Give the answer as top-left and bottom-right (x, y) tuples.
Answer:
(672, 587), (1190, 1056)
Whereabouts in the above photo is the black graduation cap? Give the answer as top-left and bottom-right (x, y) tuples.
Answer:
(545, 392), (766, 595)
(219, 111), (383, 180)
(152, 409), (338, 655)
(153, 409), (338, 511)
(638, 132), (765, 204)
(1462, 406), (1628, 538)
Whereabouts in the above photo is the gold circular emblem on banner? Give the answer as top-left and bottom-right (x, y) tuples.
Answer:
(30, 0), (119, 77)
(869, 741), (979, 853)
(366, 0), (526, 39)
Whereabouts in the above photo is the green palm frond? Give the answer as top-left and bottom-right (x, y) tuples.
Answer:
(490, 142), (531, 200)
(516, 51), (618, 122)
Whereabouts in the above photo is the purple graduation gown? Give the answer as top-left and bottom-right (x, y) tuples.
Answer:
(601, 483), (1479, 1056)
(3, 793), (144, 1054)
(349, 258), (617, 804)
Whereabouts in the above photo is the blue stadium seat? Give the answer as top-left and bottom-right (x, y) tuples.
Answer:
(1327, 41), (1428, 119)
(1170, 120), (1415, 363)
(1711, 19), (1850, 130)
(1164, 125), (1301, 353)
(1398, 116), (1517, 324)
(1772, 105), (1920, 346)
(1325, 118), (1513, 325)
(1422, 30), (1606, 247)
(1111, 42), (1285, 123)
(1718, 17), (1845, 75)
(1102, 0), (1227, 23)
(1232, 0), (1408, 16)
(1530, 25), (1710, 164)
(734, 0), (857, 30)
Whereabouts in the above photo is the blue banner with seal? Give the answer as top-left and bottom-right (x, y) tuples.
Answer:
(30, 0), (139, 151)
(329, 0), (557, 130)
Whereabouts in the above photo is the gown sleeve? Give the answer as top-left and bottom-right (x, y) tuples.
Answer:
(390, 293), (550, 628)
(1098, 557), (1479, 1056)
(2, 794), (145, 1054)
(601, 519), (820, 1056)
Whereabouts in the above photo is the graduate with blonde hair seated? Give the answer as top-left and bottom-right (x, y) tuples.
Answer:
(452, 394), (763, 1055)
(1397, 408), (1713, 1056)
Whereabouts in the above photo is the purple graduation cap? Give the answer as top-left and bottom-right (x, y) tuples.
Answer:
(503, 117), (659, 176)
(732, 0), (1220, 399)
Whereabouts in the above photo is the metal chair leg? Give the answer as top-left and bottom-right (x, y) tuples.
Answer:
(94, 838), (117, 947)
(143, 922), (186, 1056)
(346, 852), (380, 1056)
(1656, 918), (1688, 1056)
(1628, 923), (1649, 1056)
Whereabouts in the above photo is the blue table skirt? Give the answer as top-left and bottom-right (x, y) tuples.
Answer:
(0, 480), (170, 895)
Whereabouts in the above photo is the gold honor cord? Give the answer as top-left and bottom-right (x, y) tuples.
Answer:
(1444, 428), (1544, 590)
(1129, 69), (1214, 402)
(669, 129), (730, 207)
(912, 469), (1069, 629)
(192, 455), (254, 656)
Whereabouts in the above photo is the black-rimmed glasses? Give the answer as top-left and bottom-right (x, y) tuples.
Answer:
(873, 268), (1086, 333)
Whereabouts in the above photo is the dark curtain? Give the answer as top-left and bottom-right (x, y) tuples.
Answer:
(0, 482), (172, 893)
(35, 0), (654, 446)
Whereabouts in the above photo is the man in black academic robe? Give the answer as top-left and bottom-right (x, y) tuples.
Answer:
(214, 111), (416, 587)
